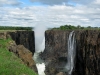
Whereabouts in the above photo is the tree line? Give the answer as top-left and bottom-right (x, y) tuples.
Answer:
(0, 26), (33, 31)
(0, 25), (99, 31)
(51, 25), (100, 30)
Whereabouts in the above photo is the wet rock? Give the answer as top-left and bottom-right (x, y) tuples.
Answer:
(40, 30), (71, 75)
(41, 30), (100, 75)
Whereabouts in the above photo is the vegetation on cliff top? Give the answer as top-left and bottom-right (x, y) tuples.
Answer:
(51, 25), (100, 30)
(0, 25), (99, 31)
(0, 38), (37, 75)
(0, 26), (33, 31)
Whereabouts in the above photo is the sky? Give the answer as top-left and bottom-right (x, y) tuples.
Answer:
(0, 0), (100, 28)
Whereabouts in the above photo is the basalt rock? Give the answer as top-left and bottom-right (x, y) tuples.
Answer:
(40, 30), (100, 75)
(9, 31), (35, 53)
(74, 30), (100, 75)
(8, 41), (37, 72)
(40, 30), (71, 75)
(1, 30), (100, 75)
(0, 31), (37, 73)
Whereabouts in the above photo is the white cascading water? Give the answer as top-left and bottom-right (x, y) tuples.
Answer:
(33, 24), (47, 75)
(66, 31), (76, 75)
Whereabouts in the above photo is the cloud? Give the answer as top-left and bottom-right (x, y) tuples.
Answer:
(93, 0), (100, 4)
(30, 0), (68, 5)
(30, 0), (95, 6)
(0, 0), (100, 27)
(0, 0), (22, 6)
(71, 0), (94, 5)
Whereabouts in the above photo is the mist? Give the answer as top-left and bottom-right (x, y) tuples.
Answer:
(34, 24), (47, 53)
(33, 24), (47, 75)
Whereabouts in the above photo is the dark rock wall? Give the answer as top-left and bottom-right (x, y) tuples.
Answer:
(74, 30), (100, 75)
(41, 30), (71, 75)
(0, 31), (37, 72)
(9, 31), (35, 53)
(7, 30), (100, 75)
(41, 30), (100, 75)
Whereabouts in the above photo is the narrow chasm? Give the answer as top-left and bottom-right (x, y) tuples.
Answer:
(8, 30), (100, 75)
(33, 25), (47, 75)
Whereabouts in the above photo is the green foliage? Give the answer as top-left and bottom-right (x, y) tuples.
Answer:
(0, 26), (33, 31)
(51, 24), (100, 30)
(0, 38), (37, 75)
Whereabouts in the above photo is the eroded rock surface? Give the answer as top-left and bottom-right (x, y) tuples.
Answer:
(9, 31), (35, 53)
(8, 41), (37, 72)
(0, 31), (37, 73)
(1, 30), (100, 75)
(0, 32), (10, 39)
(41, 30), (100, 75)
(74, 30), (100, 75)
(40, 30), (71, 75)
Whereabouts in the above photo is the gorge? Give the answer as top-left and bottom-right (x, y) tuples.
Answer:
(33, 25), (47, 75)
(8, 30), (100, 75)
(40, 30), (100, 75)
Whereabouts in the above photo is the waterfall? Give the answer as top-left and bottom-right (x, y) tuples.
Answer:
(66, 31), (76, 75)
(33, 24), (47, 75)
(33, 36), (46, 75)
(33, 38), (46, 75)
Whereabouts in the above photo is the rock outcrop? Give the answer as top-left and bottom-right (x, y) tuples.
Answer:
(40, 30), (100, 75)
(8, 41), (37, 72)
(0, 31), (37, 73)
(56, 72), (66, 75)
(0, 32), (10, 39)
(9, 31), (35, 53)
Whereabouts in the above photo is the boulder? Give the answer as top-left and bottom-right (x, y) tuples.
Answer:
(56, 72), (66, 75)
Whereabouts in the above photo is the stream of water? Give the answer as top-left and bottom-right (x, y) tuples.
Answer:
(33, 29), (76, 75)
(33, 25), (46, 75)
(66, 31), (76, 75)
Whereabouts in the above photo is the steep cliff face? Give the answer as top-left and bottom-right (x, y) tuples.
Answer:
(40, 30), (71, 75)
(74, 30), (100, 75)
(3, 30), (100, 75)
(0, 31), (37, 73)
(40, 30), (100, 75)
(9, 31), (35, 53)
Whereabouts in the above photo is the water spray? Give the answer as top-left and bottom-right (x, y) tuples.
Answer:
(33, 24), (47, 75)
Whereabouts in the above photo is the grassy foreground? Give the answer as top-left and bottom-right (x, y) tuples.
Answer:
(0, 38), (37, 75)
